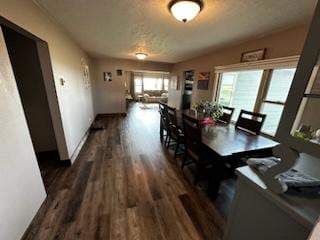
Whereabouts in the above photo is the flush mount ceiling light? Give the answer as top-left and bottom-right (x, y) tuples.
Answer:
(168, 0), (204, 23)
(136, 52), (148, 60)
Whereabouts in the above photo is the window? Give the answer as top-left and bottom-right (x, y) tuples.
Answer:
(143, 77), (163, 90)
(261, 68), (296, 135)
(134, 74), (143, 94)
(216, 67), (296, 136)
(133, 72), (169, 95)
(217, 70), (264, 121)
(164, 78), (169, 91)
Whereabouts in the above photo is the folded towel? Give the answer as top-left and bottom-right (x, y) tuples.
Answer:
(247, 157), (320, 188)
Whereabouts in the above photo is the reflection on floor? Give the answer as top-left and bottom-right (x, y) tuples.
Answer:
(23, 103), (230, 240)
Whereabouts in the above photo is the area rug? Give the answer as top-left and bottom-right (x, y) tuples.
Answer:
(138, 103), (159, 110)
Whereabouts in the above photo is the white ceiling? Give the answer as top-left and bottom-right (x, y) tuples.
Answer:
(34, 0), (317, 63)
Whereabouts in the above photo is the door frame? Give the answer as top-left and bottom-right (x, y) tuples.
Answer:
(0, 16), (70, 164)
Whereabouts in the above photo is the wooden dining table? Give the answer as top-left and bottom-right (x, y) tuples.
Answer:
(176, 110), (279, 198)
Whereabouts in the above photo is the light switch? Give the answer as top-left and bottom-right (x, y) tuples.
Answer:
(60, 78), (66, 86)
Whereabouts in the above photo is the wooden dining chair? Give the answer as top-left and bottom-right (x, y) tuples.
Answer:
(167, 106), (185, 158)
(218, 106), (235, 124)
(181, 113), (213, 185)
(159, 101), (169, 144)
(235, 110), (266, 135)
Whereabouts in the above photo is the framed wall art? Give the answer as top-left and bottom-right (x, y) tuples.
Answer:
(241, 48), (266, 62)
(197, 72), (210, 90)
(103, 72), (112, 82)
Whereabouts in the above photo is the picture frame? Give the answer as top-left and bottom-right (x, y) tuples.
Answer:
(83, 65), (90, 88)
(184, 70), (194, 81)
(103, 72), (112, 82)
(197, 72), (210, 90)
(184, 70), (195, 92)
(241, 48), (266, 62)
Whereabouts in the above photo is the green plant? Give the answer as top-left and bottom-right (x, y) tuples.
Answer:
(194, 100), (223, 120)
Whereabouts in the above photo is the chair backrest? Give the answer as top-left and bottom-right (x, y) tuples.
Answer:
(182, 113), (202, 156)
(218, 106), (235, 124)
(235, 110), (266, 135)
(167, 106), (178, 126)
(167, 106), (182, 138)
(159, 101), (167, 117)
(182, 112), (199, 128)
(159, 102), (169, 130)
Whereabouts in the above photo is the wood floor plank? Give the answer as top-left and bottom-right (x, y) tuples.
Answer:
(136, 201), (164, 240)
(179, 193), (223, 240)
(154, 198), (183, 240)
(140, 154), (163, 201)
(126, 207), (143, 240)
(22, 103), (226, 240)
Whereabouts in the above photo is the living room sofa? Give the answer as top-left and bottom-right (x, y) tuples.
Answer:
(143, 90), (168, 103)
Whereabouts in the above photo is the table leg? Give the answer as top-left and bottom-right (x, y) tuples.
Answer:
(207, 162), (224, 199)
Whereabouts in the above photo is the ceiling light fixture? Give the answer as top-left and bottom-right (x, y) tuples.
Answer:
(169, 0), (204, 23)
(136, 52), (148, 60)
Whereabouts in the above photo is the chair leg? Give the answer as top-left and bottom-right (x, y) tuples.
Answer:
(181, 152), (187, 169)
(160, 124), (163, 142)
(193, 164), (200, 185)
(166, 137), (171, 149)
(164, 134), (168, 146)
(174, 142), (180, 158)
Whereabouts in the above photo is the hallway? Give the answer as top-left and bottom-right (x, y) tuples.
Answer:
(23, 103), (225, 240)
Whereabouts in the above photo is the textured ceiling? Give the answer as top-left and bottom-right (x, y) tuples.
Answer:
(34, 0), (317, 63)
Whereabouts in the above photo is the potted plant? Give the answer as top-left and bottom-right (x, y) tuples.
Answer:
(194, 100), (223, 124)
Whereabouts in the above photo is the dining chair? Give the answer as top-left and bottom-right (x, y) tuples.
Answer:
(159, 101), (169, 144)
(235, 109), (266, 135)
(181, 113), (213, 185)
(167, 106), (185, 158)
(218, 106), (235, 124)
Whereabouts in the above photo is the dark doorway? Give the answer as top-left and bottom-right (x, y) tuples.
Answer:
(2, 26), (61, 191)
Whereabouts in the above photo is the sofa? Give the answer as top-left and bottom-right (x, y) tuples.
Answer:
(143, 90), (168, 103)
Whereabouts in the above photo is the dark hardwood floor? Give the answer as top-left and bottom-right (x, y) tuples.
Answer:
(22, 103), (228, 240)
(36, 151), (65, 191)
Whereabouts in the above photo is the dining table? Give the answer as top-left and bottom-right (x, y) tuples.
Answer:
(176, 110), (279, 198)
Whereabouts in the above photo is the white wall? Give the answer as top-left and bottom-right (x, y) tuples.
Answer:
(0, 0), (95, 160)
(92, 57), (172, 114)
(0, 27), (47, 240)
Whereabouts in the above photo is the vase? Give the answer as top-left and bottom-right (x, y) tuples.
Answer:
(200, 117), (215, 125)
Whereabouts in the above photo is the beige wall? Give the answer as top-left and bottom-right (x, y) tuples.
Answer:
(169, 24), (309, 109)
(0, 1), (96, 239)
(0, 0), (95, 160)
(0, 27), (47, 240)
(91, 57), (172, 114)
